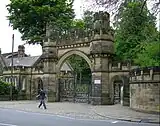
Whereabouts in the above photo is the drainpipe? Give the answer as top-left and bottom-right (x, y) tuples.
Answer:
(30, 67), (33, 100)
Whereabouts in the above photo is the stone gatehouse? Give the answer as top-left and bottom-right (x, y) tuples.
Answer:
(40, 11), (136, 105)
(0, 45), (73, 99)
(0, 11), (159, 113)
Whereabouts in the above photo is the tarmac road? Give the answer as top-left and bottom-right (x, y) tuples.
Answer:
(0, 108), (159, 126)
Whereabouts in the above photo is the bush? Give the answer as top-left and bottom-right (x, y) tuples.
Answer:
(0, 80), (18, 95)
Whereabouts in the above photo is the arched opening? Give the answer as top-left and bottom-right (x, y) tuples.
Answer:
(57, 50), (92, 72)
(113, 80), (123, 104)
(112, 75), (129, 106)
(57, 53), (92, 103)
(37, 78), (43, 94)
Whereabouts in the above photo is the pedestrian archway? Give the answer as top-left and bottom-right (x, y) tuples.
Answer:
(113, 80), (123, 104)
(111, 75), (129, 106)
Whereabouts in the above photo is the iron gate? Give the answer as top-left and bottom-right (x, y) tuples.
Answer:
(59, 75), (91, 103)
(114, 81), (122, 104)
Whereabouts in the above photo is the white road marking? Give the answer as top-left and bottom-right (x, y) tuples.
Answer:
(15, 110), (28, 113)
(111, 121), (118, 123)
(0, 122), (17, 126)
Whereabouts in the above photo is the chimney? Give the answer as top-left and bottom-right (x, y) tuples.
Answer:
(18, 45), (25, 57)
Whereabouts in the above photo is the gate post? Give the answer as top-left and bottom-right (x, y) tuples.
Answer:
(42, 41), (58, 102)
(90, 11), (114, 105)
(41, 23), (59, 102)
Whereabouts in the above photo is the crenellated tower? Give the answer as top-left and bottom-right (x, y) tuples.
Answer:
(90, 11), (114, 105)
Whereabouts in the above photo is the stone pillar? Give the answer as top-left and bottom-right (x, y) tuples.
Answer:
(42, 41), (58, 102)
(90, 11), (114, 105)
(91, 55), (112, 105)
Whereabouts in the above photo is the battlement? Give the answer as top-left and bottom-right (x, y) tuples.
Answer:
(130, 66), (160, 82)
(110, 61), (137, 71)
(44, 11), (114, 47)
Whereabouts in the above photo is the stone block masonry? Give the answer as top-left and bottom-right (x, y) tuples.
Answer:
(130, 66), (160, 114)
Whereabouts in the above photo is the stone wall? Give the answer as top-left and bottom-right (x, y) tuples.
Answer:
(130, 67), (160, 113)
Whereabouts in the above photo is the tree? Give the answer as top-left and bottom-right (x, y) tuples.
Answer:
(67, 55), (91, 84)
(86, 0), (159, 26)
(83, 11), (94, 30)
(134, 32), (160, 66)
(82, 10), (94, 37)
(7, 0), (75, 45)
(87, 0), (160, 15)
(115, 1), (158, 62)
(72, 19), (85, 29)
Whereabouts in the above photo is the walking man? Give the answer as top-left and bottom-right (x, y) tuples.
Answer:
(37, 89), (47, 109)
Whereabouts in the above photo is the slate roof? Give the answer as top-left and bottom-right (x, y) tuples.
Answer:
(3, 56), (73, 71)
(1, 49), (73, 71)
(2, 52), (18, 58)
(2, 52), (28, 58)
(4, 56), (40, 67)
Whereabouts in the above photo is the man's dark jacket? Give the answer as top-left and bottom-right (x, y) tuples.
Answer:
(39, 90), (46, 100)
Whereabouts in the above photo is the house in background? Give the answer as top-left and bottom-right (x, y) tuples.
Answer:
(0, 45), (73, 99)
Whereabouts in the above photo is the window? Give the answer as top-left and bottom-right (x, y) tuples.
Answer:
(5, 77), (8, 82)
(9, 77), (11, 83)
(14, 77), (17, 87)
(22, 78), (26, 90)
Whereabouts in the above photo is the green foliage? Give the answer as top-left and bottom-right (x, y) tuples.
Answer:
(0, 80), (10, 95)
(67, 55), (91, 82)
(83, 11), (94, 30)
(115, 1), (158, 63)
(76, 84), (88, 92)
(7, 0), (75, 45)
(134, 34), (160, 66)
(67, 54), (90, 73)
(0, 80), (18, 95)
(72, 19), (85, 29)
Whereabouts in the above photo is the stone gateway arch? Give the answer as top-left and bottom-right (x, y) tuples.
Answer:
(41, 11), (125, 105)
(1, 11), (159, 113)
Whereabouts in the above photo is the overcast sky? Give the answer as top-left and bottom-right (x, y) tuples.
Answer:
(0, 0), (159, 56)
(0, 0), (85, 56)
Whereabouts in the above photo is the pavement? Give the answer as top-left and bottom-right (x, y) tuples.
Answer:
(0, 100), (159, 124)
